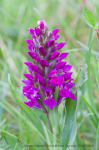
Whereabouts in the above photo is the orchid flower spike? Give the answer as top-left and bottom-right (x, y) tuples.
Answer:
(22, 20), (77, 112)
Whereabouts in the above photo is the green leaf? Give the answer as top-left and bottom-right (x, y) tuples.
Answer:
(75, 64), (88, 88)
(81, 95), (98, 122)
(8, 74), (60, 145)
(83, 6), (95, 27)
(96, 25), (99, 28)
(96, 124), (99, 150)
(77, 41), (99, 57)
(49, 87), (59, 136)
(0, 130), (24, 150)
(61, 98), (77, 149)
(81, 95), (98, 130)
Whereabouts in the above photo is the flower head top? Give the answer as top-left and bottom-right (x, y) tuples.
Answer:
(22, 20), (77, 112)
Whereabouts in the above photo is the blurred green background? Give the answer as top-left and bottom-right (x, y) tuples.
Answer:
(0, 0), (99, 149)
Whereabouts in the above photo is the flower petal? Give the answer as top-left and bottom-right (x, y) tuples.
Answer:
(59, 88), (69, 97)
(28, 52), (40, 61)
(48, 69), (57, 77)
(44, 98), (57, 110)
(63, 64), (72, 72)
(40, 58), (49, 67)
(24, 62), (44, 76)
(23, 73), (34, 81)
(69, 91), (77, 100)
(53, 42), (66, 51)
(24, 100), (36, 108)
(39, 21), (44, 29)
(52, 28), (60, 35)
(25, 39), (33, 45)
(50, 75), (63, 86)
(45, 88), (52, 98)
(35, 73), (45, 85)
(34, 102), (41, 108)
(22, 86), (32, 94)
(26, 45), (33, 51)
(50, 51), (60, 60)
(54, 34), (60, 40)
(28, 28), (35, 35)
(39, 46), (46, 56)
(55, 61), (67, 69)
(64, 72), (73, 81)
(58, 52), (69, 61)
(47, 39), (55, 48)
(35, 27), (41, 36)
(21, 80), (33, 86)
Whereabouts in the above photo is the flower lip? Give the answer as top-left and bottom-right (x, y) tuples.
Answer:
(50, 75), (63, 86)
(44, 98), (57, 110)
(59, 88), (70, 97)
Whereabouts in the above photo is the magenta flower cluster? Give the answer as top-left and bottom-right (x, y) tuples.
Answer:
(22, 20), (77, 112)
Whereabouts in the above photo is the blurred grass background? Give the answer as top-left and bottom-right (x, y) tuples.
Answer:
(0, 0), (99, 149)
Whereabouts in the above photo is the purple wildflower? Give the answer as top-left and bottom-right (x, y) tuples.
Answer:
(22, 20), (77, 111)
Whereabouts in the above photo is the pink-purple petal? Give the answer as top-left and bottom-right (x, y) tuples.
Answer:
(54, 34), (60, 40)
(28, 52), (40, 61)
(50, 51), (60, 60)
(58, 52), (69, 61)
(50, 75), (63, 86)
(23, 73), (34, 81)
(39, 21), (44, 29)
(26, 45), (33, 51)
(47, 39), (55, 48)
(69, 91), (77, 100)
(55, 61), (67, 69)
(48, 69), (57, 77)
(64, 72), (73, 81)
(59, 88), (69, 97)
(44, 98), (57, 110)
(28, 28), (35, 35)
(63, 64), (72, 72)
(39, 46), (46, 56)
(40, 59), (49, 67)
(52, 28), (60, 35)
(25, 39), (33, 45)
(35, 27), (41, 36)
(24, 62), (44, 76)
(24, 100), (36, 108)
(21, 80), (33, 86)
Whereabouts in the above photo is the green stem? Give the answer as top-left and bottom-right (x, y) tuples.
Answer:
(46, 112), (53, 134)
